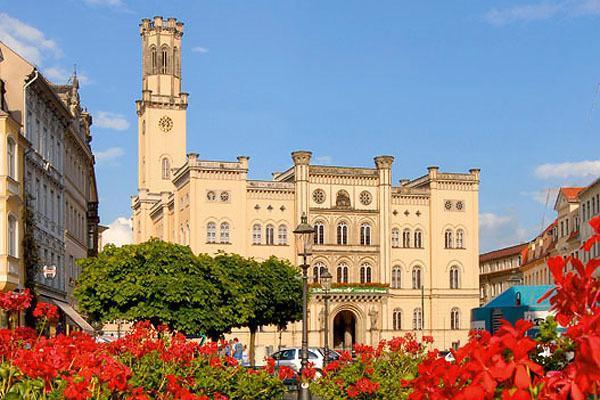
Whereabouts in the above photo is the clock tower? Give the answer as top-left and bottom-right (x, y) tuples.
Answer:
(136, 16), (188, 193)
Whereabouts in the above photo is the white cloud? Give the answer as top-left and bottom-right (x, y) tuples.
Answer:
(485, 3), (562, 25)
(43, 66), (90, 85)
(479, 212), (531, 252)
(534, 160), (600, 179)
(521, 188), (560, 205)
(94, 111), (130, 131)
(0, 13), (62, 65)
(101, 217), (132, 248)
(192, 46), (209, 54)
(314, 155), (334, 164)
(95, 147), (124, 165)
(485, 0), (600, 25)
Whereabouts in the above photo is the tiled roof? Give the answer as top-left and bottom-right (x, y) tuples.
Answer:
(560, 187), (585, 202)
(480, 243), (528, 263)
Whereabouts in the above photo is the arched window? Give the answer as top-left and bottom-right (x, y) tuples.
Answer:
(337, 263), (349, 283)
(186, 223), (190, 245)
(265, 224), (275, 245)
(314, 222), (325, 245)
(161, 157), (170, 180)
(393, 309), (402, 330)
(278, 224), (287, 245)
(456, 229), (464, 249)
(413, 308), (423, 330)
(220, 222), (230, 243)
(412, 266), (422, 289)
(360, 223), (371, 245)
(313, 262), (326, 284)
(160, 46), (169, 74)
(450, 307), (460, 330)
(392, 266), (402, 289)
(206, 222), (216, 243)
(414, 229), (423, 248)
(360, 263), (372, 283)
(391, 228), (400, 247)
(337, 222), (348, 245)
(8, 215), (17, 257)
(7, 138), (15, 179)
(450, 266), (460, 289)
(150, 46), (157, 73)
(445, 229), (453, 249)
(403, 228), (411, 248)
(252, 224), (262, 245)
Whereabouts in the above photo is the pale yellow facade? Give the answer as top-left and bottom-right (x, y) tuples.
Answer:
(132, 17), (480, 355)
(479, 243), (525, 305)
(0, 108), (25, 293)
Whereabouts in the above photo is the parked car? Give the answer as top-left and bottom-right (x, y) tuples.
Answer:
(270, 347), (340, 372)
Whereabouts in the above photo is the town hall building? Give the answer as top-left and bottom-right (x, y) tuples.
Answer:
(132, 17), (480, 354)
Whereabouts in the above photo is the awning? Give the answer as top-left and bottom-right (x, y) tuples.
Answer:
(53, 300), (95, 333)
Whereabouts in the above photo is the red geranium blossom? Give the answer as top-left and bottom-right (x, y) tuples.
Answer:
(32, 302), (59, 321)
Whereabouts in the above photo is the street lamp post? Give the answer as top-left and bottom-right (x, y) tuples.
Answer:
(294, 213), (315, 400)
(320, 269), (332, 368)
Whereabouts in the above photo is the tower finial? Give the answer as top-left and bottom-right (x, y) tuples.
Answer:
(70, 64), (79, 88)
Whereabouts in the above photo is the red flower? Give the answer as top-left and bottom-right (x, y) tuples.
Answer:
(0, 289), (32, 312)
(301, 362), (316, 380)
(32, 302), (59, 322)
(127, 388), (150, 400)
(278, 366), (296, 380)
(63, 377), (92, 400)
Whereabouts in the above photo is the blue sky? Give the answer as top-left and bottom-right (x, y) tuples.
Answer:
(1, 0), (599, 250)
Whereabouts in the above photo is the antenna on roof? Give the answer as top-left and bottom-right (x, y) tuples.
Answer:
(539, 187), (551, 234)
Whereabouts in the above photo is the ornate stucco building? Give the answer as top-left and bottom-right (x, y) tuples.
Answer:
(132, 16), (480, 354)
(579, 179), (600, 267)
(0, 40), (99, 332)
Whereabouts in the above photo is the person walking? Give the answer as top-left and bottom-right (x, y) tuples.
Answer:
(233, 338), (243, 361)
(224, 339), (232, 357)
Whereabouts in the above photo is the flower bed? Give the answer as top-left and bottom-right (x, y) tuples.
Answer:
(0, 317), (288, 399)
(0, 215), (598, 399)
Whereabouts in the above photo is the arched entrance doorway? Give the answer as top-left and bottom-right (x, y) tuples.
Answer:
(333, 310), (356, 351)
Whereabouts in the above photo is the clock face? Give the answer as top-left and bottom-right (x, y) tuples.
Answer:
(445, 200), (453, 210)
(158, 116), (173, 132)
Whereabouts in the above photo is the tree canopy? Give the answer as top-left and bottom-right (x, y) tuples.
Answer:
(74, 240), (302, 343)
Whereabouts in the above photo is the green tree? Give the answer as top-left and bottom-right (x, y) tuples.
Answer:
(22, 195), (40, 327)
(234, 256), (303, 366)
(74, 239), (246, 338)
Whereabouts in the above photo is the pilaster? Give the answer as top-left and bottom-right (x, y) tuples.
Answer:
(375, 155), (393, 284)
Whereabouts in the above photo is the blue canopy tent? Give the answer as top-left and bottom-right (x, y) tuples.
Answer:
(471, 285), (556, 335)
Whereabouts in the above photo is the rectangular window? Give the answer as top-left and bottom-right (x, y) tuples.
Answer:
(43, 185), (48, 217)
(8, 216), (17, 257)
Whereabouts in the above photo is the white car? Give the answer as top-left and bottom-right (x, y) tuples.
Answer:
(270, 347), (339, 372)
